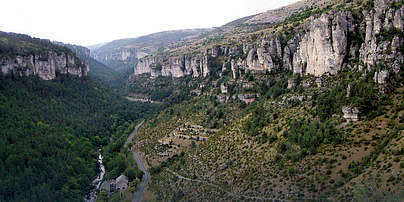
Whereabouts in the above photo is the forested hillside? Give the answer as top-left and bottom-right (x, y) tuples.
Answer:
(0, 74), (159, 201)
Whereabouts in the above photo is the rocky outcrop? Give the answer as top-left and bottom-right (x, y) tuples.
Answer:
(57, 42), (91, 75)
(131, 1), (404, 80)
(132, 11), (355, 79)
(0, 52), (89, 80)
(244, 35), (282, 73)
(287, 78), (296, 89)
(246, 48), (275, 72)
(360, 1), (404, 71)
(292, 11), (350, 76)
(374, 70), (390, 84)
(220, 83), (228, 94)
(91, 29), (211, 70)
(134, 54), (208, 78)
(234, 94), (260, 104)
(342, 107), (360, 122)
(92, 48), (141, 65)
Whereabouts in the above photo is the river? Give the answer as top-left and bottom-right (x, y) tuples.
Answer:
(84, 120), (146, 202)
(84, 152), (105, 202)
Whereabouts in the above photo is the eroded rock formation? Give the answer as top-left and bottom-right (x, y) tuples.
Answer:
(132, 1), (404, 80)
(0, 52), (89, 80)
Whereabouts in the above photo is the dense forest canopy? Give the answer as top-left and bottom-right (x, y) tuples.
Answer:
(0, 74), (160, 201)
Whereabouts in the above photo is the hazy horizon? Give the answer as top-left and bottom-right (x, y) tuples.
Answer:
(0, 0), (300, 46)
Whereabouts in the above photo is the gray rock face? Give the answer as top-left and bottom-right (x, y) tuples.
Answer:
(342, 107), (360, 122)
(132, 1), (403, 80)
(293, 11), (350, 76)
(216, 94), (229, 103)
(220, 83), (228, 94)
(360, 2), (404, 69)
(246, 48), (276, 73)
(134, 53), (210, 78)
(162, 57), (185, 78)
(92, 47), (140, 63)
(287, 78), (296, 89)
(135, 57), (156, 76)
(283, 34), (302, 72)
(393, 5), (404, 30)
(0, 52), (88, 80)
(234, 93), (260, 104)
(374, 70), (390, 84)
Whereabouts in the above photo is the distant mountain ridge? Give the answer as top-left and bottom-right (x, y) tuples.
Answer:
(89, 29), (212, 72)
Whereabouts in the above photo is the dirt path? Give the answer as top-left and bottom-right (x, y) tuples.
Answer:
(127, 121), (150, 202)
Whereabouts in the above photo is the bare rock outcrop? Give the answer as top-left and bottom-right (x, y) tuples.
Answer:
(374, 70), (390, 84)
(132, 0), (403, 81)
(360, 1), (404, 70)
(246, 48), (275, 72)
(1, 52), (89, 80)
(342, 107), (360, 122)
(293, 11), (350, 76)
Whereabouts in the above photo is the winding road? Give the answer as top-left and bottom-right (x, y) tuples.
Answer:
(125, 121), (150, 202)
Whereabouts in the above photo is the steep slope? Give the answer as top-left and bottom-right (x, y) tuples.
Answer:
(0, 34), (161, 201)
(129, 0), (404, 201)
(57, 42), (130, 94)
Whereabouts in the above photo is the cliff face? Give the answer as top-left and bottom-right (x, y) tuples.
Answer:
(0, 52), (89, 80)
(92, 47), (140, 64)
(135, 54), (211, 78)
(132, 0), (404, 80)
(292, 11), (351, 76)
(0, 32), (89, 80)
(360, 0), (404, 71)
(90, 29), (211, 71)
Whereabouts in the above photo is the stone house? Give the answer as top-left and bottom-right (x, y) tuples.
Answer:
(115, 175), (129, 191)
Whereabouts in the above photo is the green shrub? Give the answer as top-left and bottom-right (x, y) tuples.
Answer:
(283, 119), (342, 153)
(243, 103), (271, 136)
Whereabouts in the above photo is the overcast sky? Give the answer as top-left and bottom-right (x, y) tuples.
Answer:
(0, 0), (300, 46)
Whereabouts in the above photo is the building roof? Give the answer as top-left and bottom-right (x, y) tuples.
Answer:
(115, 175), (128, 187)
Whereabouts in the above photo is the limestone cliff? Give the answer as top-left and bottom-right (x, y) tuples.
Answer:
(92, 47), (140, 64)
(359, 0), (404, 71)
(131, 0), (403, 81)
(0, 32), (89, 80)
(0, 52), (89, 80)
(292, 11), (351, 76)
(90, 29), (211, 71)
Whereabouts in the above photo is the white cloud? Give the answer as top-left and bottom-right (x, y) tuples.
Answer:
(0, 0), (300, 46)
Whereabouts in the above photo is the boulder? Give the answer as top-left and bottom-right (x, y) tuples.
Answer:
(342, 107), (360, 122)
(287, 78), (296, 89)
(374, 70), (389, 84)
(219, 163), (228, 171)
